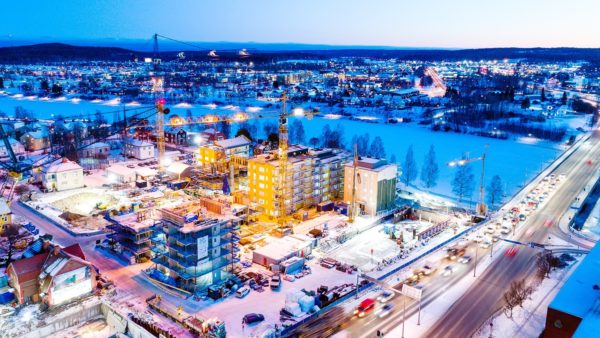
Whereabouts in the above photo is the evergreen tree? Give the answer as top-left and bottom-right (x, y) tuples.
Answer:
(487, 175), (504, 209)
(541, 88), (546, 102)
(390, 154), (397, 164)
(420, 144), (439, 189)
(290, 119), (305, 144)
(521, 97), (531, 109)
(451, 154), (475, 202)
(0, 77), (4, 89)
(368, 136), (386, 158)
(402, 145), (418, 186)
(561, 91), (567, 106)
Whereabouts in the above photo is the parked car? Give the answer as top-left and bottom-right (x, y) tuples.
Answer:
(270, 274), (281, 290)
(243, 313), (265, 324)
(236, 286), (250, 298)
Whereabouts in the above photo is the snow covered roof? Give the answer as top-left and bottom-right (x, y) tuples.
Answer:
(125, 138), (153, 147)
(86, 142), (109, 149)
(45, 158), (83, 173)
(106, 164), (136, 177)
(215, 135), (251, 149)
(549, 243), (600, 319)
(253, 236), (312, 260)
(166, 162), (190, 175)
(135, 167), (157, 177)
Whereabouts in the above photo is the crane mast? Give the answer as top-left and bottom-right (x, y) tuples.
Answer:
(278, 92), (289, 225)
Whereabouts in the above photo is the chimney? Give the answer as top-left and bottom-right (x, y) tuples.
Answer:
(53, 245), (60, 256)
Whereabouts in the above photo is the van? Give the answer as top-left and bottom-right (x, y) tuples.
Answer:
(236, 286), (250, 298)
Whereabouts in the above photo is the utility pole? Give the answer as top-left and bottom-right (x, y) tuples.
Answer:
(474, 243), (479, 277)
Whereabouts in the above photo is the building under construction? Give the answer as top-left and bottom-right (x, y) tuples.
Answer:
(247, 145), (348, 219)
(151, 203), (240, 293)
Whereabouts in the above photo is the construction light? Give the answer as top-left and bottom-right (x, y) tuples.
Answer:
(293, 108), (304, 116)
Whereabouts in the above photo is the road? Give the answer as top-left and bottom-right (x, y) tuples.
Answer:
(424, 128), (600, 338)
(291, 129), (600, 338)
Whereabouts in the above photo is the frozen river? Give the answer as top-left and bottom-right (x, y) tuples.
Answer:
(0, 95), (565, 204)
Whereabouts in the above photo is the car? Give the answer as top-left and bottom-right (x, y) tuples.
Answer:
(270, 274), (281, 290)
(500, 226), (511, 235)
(283, 274), (295, 282)
(377, 290), (394, 303)
(479, 241), (491, 249)
(484, 225), (495, 235)
(127, 164), (135, 168)
(458, 255), (472, 264)
(243, 313), (265, 324)
(442, 265), (457, 277)
(236, 286), (250, 298)
(519, 214), (527, 221)
(376, 304), (394, 318)
(445, 247), (466, 260)
(354, 298), (376, 318)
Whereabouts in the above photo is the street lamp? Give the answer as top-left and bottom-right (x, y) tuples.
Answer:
(447, 145), (489, 216)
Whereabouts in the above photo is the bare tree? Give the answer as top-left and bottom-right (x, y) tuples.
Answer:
(3, 223), (23, 265)
(503, 278), (533, 318)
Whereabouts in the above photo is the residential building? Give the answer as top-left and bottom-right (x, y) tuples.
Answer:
(6, 244), (97, 306)
(164, 127), (188, 146)
(105, 164), (136, 184)
(247, 145), (346, 218)
(343, 157), (397, 217)
(198, 135), (251, 169)
(78, 142), (110, 159)
(0, 198), (12, 235)
(123, 138), (154, 160)
(42, 158), (84, 192)
(20, 130), (50, 151)
(151, 203), (240, 293)
(0, 138), (25, 158)
(543, 243), (600, 338)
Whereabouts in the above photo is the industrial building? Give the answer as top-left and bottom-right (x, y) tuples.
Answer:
(247, 145), (347, 219)
(151, 202), (240, 293)
(343, 157), (397, 217)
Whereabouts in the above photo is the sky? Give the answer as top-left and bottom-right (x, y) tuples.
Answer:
(2, 0), (599, 48)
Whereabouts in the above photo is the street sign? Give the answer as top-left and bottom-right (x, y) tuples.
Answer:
(401, 284), (422, 300)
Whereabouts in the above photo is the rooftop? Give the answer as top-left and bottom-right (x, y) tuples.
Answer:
(549, 243), (600, 319)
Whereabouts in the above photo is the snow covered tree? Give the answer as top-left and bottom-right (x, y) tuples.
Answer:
(402, 145), (418, 186)
(451, 155), (475, 202)
(263, 122), (278, 139)
(368, 136), (386, 159)
(486, 175), (504, 209)
(420, 145), (439, 189)
(289, 119), (305, 144)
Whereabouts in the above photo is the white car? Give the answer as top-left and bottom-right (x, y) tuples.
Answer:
(377, 290), (395, 303)
(442, 265), (457, 277)
(458, 255), (472, 264)
(236, 286), (250, 298)
(479, 241), (491, 249)
(376, 304), (394, 318)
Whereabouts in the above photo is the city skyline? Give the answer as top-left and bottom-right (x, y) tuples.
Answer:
(2, 0), (600, 48)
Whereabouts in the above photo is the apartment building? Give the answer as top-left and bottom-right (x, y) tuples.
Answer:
(247, 145), (347, 218)
(151, 203), (240, 293)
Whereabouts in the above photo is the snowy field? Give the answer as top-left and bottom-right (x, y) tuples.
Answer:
(0, 95), (575, 205)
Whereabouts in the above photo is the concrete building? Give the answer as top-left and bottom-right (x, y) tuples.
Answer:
(107, 212), (156, 264)
(123, 138), (154, 160)
(343, 157), (397, 217)
(248, 146), (346, 218)
(543, 243), (600, 338)
(151, 203), (240, 293)
(6, 244), (97, 307)
(42, 158), (84, 192)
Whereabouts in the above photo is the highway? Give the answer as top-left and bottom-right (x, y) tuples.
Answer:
(291, 129), (600, 338)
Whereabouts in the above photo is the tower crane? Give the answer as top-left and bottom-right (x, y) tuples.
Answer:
(448, 144), (489, 216)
